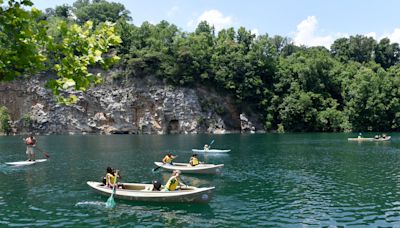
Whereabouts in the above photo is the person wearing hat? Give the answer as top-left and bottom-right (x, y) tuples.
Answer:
(164, 170), (183, 191)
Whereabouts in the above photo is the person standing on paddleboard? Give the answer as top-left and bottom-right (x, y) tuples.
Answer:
(24, 134), (37, 161)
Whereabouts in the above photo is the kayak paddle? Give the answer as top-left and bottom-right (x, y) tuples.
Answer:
(152, 155), (177, 172)
(35, 146), (50, 158)
(105, 173), (118, 208)
(152, 166), (161, 172)
(209, 140), (215, 147)
(180, 176), (189, 188)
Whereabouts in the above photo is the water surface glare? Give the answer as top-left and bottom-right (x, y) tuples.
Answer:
(1, 133), (400, 226)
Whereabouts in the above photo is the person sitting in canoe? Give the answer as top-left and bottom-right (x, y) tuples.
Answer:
(189, 154), (200, 166)
(105, 167), (123, 189)
(152, 180), (161, 191)
(204, 144), (210, 151)
(162, 153), (176, 165)
(163, 170), (183, 191)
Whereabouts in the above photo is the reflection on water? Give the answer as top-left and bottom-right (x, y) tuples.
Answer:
(1, 134), (400, 226)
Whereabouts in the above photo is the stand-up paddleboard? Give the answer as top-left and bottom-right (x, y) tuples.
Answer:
(6, 159), (47, 166)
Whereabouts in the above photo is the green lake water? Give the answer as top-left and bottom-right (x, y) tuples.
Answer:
(1, 133), (400, 227)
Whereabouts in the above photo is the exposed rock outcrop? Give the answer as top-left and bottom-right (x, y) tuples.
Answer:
(0, 74), (265, 135)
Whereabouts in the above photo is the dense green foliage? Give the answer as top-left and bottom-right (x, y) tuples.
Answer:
(2, 0), (400, 132)
(0, 106), (11, 134)
(113, 18), (400, 132)
(0, 0), (121, 104)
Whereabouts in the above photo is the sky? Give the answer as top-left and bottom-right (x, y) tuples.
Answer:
(30, 0), (400, 48)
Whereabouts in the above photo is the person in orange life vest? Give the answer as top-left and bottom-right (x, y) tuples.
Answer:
(24, 134), (37, 161)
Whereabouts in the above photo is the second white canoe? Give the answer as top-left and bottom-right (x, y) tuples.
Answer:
(154, 162), (224, 174)
(192, 149), (231, 153)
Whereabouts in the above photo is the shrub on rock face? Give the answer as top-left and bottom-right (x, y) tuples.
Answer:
(0, 106), (11, 135)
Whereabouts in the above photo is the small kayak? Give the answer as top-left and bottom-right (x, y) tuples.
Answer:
(348, 136), (391, 141)
(6, 159), (47, 166)
(154, 162), (224, 174)
(192, 149), (231, 153)
(87, 181), (214, 203)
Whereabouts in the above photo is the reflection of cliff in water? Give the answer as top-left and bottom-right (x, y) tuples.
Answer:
(103, 202), (214, 226)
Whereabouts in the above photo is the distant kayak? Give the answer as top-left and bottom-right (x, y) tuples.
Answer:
(154, 162), (224, 174)
(348, 136), (391, 141)
(87, 181), (214, 203)
(192, 149), (231, 153)
(6, 159), (47, 166)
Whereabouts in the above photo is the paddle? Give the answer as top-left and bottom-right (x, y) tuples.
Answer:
(105, 172), (118, 209)
(152, 155), (177, 172)
(35, 146), (50, 158)
(209, 140), (215, 148)
(152, 166), (162, 172)
(180, 176), (189, 189)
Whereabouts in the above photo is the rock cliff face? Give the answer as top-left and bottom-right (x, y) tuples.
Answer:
(0, 75), (264, 135)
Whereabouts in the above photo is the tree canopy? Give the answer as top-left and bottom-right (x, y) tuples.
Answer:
(1, 0), (400, 132)
(0, 0), (121, 104)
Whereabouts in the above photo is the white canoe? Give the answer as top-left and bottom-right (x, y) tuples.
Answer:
(348, 136), (391, 141)
(6, 159), (47, 166)
(87, 181), (214, 203)
(154, 162), (224, 174)
(192, 149), (231, 153)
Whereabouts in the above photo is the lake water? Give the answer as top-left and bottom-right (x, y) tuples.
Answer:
(1, 133), (400, 227)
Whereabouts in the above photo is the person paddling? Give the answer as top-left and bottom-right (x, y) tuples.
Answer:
(162, 153), (176, 165)
(105, 167), (123, 189)
(163, 170), (183, 191)
(24, 134), (37, 161)
(204, 144), (210, 151)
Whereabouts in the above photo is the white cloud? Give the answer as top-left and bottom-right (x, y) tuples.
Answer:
(251, 28), (259, 37)
(365, 32), (377, 40)
(293, 16), (339, 48)
(188, 9), (233, 31)
(293, 16), (400, 47)
(364, 28), (400, 43)
(167, 6), (179, 17)
(384, 28), (400, 43)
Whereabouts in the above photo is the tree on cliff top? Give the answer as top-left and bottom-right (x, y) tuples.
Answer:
(0, 0), (121, 104)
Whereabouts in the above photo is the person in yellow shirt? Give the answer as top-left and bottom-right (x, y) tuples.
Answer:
(162, 153), (176, 165)
(105, 167), (123, 189)
(189, 154), (200, 166)
(164, 170), (183, 191)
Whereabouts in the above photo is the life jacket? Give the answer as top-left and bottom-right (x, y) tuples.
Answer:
(190, 157), (199, 166)
(163, 155), (173, 164)
(165, 176), (179, 191)
(26, 137), (35, 145)
(106, 173), (116, 187)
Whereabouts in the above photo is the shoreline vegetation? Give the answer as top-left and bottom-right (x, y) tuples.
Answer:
(1, 0), (400, 134)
